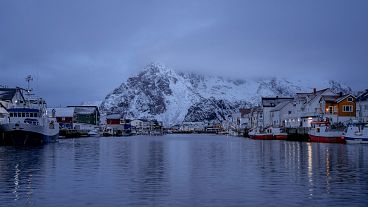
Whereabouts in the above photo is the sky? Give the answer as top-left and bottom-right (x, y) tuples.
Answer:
(1, 0), (367, 106)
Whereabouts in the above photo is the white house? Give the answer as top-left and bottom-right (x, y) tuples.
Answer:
(249, 107), (263, 129)
(270, 101), (293, 127)
(356, 90), (368, 123)
(262, 97), (294, 127)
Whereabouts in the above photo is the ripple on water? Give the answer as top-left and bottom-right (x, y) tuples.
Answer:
(0, 135), (368, 207)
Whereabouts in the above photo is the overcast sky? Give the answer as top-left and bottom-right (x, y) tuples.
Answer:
(1, 0), (367, 106)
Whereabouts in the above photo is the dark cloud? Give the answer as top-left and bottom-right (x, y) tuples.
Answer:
(1, 0), (367, 105)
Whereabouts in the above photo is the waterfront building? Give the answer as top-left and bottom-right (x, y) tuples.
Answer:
(239, 108), (252, 129)
(249, 106), (263, 128)
(181, 122), (205, 132)
(270, 101), (293, 127)
(46, 107), (75, 129)
(321, 93), (356, 124)
(262, 97), (294, 127)
(356, 90), (368, 123)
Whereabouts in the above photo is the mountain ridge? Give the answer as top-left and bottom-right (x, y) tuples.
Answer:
(100, 63), (352, 126)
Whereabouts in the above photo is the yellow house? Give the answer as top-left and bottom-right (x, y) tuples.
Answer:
(322, 94), (356, 123)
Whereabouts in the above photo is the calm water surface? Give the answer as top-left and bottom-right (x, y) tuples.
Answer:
(0, 134), (368, 207)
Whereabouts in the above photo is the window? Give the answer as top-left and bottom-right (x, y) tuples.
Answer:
(327, 106), (333, 114)
(288, 111), (292, 114)
(343, 105), (353, 112)
(22, 113), (25, 117)
(30, 113), (33, 117)
(10, 113), (13, 117)
(347, 97), (353, 102)
(13, 113), (17, 117)
(26, 113), (29, 117)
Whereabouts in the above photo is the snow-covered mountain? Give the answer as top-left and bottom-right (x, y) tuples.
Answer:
(100, 63), (351, 126)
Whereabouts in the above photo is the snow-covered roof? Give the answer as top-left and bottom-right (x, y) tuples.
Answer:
(357, 90), (368, 102)
(322, 95), (338, 102)
(106, 114), (121, 119)
(47, 107), (74, 117)
(270, 101), (292, 112)
(71, 106), (98, 115)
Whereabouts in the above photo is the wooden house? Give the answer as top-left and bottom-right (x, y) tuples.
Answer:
(46, 107), (75, 129)
(67, 106), (100, 126)
(321, 93), (356, 123)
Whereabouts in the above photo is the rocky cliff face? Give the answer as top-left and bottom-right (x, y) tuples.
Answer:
(100, 63), (350, 126)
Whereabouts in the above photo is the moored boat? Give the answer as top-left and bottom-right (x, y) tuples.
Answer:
(249, 128), (273, 140)
(0, 104), (59, 145)
(308, 121), (345, 143)
(0, 77), (59, 146)
(343, 124), (368, 144)
(272, 127), (288, 140)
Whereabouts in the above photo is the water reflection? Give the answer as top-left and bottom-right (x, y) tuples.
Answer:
(0, 145), (52, 207)
(0, 136), (368, 207)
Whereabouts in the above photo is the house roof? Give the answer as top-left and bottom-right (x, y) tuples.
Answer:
(239, 108), (252, 117)
(270, 101), (292, 112)
(47, 107), (75, 117)
(357, 90), (368, 102)
(262, 97), (293, 107)
(106, 114), (121, 119)
(321, 95), (338, 102)
(69, 106), (99, 115)
(307, 88), (335, 104)
(336, 94), (356, 103)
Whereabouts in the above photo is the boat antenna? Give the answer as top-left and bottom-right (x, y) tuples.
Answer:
(25, 75), (33, 94)
(24, 75), (35, 100)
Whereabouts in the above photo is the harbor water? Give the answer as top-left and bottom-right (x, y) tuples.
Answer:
(0, 134), (368, 207)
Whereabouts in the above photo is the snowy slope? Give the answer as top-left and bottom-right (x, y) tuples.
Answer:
(100, 63), (351, 126)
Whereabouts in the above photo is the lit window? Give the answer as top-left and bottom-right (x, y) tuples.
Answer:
(343, 105), (353, 112)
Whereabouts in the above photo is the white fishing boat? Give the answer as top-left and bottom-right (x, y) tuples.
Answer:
(0, 76), (59, 145)
(308, 121), (345, 144)
(344, 124), (368, 144)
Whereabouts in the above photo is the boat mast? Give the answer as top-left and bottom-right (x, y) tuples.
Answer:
(25, 75), (33, 96)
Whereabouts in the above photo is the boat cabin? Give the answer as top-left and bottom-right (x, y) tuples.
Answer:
(7, 108), (40, 118)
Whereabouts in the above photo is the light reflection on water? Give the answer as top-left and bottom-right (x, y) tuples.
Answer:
(0, 134), (367, 207)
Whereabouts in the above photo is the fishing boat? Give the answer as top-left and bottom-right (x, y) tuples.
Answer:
(272, 127), (288, 140)
(0, 77), (59, 145)
(343, 123), (368, 144)
(308, 121), (345, 143)
(248, 128), (273, 140)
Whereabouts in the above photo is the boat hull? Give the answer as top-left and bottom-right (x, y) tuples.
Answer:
(0, 123), (58, 146)
(344, 136), (368, 144)
(309, 134), (345, 144)
(250, 134), (273, 140)
(274, 134), (287, 140)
